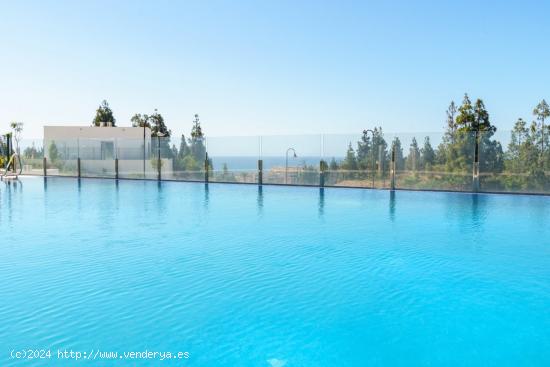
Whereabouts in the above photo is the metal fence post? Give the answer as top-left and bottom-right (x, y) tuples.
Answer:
(43, 157), (47, 176)
(390, 146), (396, 190)
(157, 144), (161, 181)
(319, 160), (325, 187)
(115, 158), (119, 180)
(77, 158), (81, 178)
(204, 152), (209, 183)
(472, 131), (480, 192)
(258, 159), (263, 185)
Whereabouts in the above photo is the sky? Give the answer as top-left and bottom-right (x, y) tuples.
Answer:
(1, 0), (549, 139)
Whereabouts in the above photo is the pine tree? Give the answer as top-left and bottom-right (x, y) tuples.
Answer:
(178, 134), (190, 159)
(391, 137), (404, 170)
(406, 137), (421, 171)
(506, 118), (529, 172)
(189, 114), (206, 161)
(341, 143), (358, 170)
(191, 114), (204, 140)
(421, 137), (435, 169)
(533, 99), (550, 162)
(446, 101), (457, 141)
(48, 141), (59, 162)
(455, 94), (475, 131)
(357, 127), (387, 171)
(472, 99), (496, 134)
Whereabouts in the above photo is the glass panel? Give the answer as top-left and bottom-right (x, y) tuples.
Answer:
(43, 138), (79, 176)
(116, 138), (151, 179)
(18, 130), (550, 195)
(154, 136), (175, 180)
(479, 129), (550, 194)
(206, 136), (259, 184)
(80, 138), (116, 178)
(394, 131), (475, 191)
(260, 135), (322, 185)
(166, 134), (205, 182)
(323, 132), (388, 188)
(20, 138), (44, 175)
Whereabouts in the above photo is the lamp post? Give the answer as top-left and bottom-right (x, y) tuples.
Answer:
(156, 132), (165, 181)
(364, 129), (375, 188)
(285, 147), (297, 184)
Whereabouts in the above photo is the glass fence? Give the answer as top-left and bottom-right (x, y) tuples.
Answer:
(12, 131), (550, 195)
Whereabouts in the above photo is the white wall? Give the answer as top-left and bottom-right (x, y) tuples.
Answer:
(44, 126), (153, 160)
(44, 126), (151, 140)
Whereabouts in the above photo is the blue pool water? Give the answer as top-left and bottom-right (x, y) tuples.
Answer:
(1, 177), (550, 366)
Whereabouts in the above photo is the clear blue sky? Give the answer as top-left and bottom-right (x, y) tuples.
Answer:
(1, 0), (549, 139)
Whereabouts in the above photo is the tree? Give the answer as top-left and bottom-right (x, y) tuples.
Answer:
(92, 100), (116, 127)
(172, 115), (210, 172)
(178, 134), (190, 158)
(149, 109), (172, 158)
(149, 109), (171, 137)
(506, 118), (529, 172)
(533, 99), (550, 160)
(10, 122), (23, 155)
(421, 137), (435, 169)
(49, 141), (59, 162)
(341, 143), (358, 170)
(455, 94), (475, 131)
(406, 137), (421, 171)
(189, 114), (206, 161)
(471, 99), (502, 173)
(131, 113), (150, 128)
(446, 101), (457, 141)
(472, 99), (496, 135)
(504, 118), (545, 189)
(391, 137), (404, 170)
(357, 127), (387, 171)
(191, 114), (203, 140)
(445, 94), (498, 172)
(329, 157), (338, 170)
(24, 143), (42, 159)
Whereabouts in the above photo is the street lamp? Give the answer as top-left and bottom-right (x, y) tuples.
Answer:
(285, 147), (297, 184)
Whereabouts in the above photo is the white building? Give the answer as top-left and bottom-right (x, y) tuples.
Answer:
(44, 125), (152, 160)
(42, 125), (173, 177)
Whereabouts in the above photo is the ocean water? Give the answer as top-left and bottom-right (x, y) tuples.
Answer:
(1, 177), (549, 366)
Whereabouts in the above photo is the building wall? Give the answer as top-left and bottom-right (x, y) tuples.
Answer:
(44, 126), (151, 140)
(44, 126), (153, 160)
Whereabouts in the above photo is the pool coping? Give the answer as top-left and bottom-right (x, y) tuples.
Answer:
(18, 173), (550, 197)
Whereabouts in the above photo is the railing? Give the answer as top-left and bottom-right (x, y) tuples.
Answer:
(15, 130), (550, 195)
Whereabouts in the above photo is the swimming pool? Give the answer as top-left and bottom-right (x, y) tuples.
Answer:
(1, 177), (549, 366)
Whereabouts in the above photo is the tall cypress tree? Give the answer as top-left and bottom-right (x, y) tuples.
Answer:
(189, 114), (206, 162)
(421, 137), (435, 169)
(391, 137), (404, 170)
(406, 137), (421, 171)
